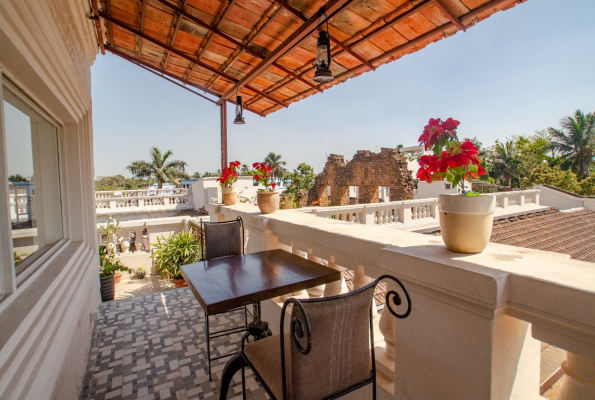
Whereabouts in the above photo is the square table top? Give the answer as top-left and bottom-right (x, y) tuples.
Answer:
(180, 249), (341, 315)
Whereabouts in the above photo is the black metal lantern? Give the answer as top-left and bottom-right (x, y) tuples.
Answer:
(233, 95), (245, 124)
(313, 19), (333, 83)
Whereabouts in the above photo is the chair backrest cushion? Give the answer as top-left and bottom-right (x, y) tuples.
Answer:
(288, 285), (374, 399)
(203, 220), (242, 260)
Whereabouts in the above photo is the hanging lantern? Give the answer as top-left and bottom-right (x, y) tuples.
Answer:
(313, 20), (333, 83)
(233, 95), (245, 125)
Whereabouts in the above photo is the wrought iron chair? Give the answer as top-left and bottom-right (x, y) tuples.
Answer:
(239, 275), (411, 400)
(200, 216), (248, 380)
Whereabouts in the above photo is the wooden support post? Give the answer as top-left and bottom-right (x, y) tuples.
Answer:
(220, 103), (228, 172)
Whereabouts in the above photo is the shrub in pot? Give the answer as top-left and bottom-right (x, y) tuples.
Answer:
(253, 162), (279, 214)
(151, 231), (201, 288)
(417, 118), (494, 253)
(217, 161), (241, 205)
(135, 264), (147, 280)
(99, 245), (131, 302)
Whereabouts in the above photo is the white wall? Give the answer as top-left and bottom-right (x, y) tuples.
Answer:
(0, 1), (99, 399)
(191, 176), (262, 208)
(533, 184), (592, 210)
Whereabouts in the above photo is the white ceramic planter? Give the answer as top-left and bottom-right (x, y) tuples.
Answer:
(256, 191), (280, 214)
(222, 187), (238, 206)
(438, 194), (496, 254)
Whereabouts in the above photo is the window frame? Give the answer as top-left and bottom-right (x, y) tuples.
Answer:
(0, 69), (68, 295)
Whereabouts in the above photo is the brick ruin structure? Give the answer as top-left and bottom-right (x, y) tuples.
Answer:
(308, 148), (415, 206)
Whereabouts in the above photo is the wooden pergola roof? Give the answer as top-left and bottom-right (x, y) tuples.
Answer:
(93, 0), (526, 116)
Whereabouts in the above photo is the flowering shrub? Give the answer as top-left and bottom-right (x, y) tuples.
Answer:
(217, 161), (241, 188)
(252, 162), (277, 192)
(417, 118), (485, 195)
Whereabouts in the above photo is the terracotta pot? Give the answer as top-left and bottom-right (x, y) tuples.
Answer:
(256, 191), (280, 214)
(100, 275), (115, 302)
(222, 187), (238, 206)
(438, 194), (496, 254)
(114, 272), (123, 284)
(173, 278), (188, 288)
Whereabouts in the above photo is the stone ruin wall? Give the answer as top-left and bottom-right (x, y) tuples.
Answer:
(307, 148), (415, 206)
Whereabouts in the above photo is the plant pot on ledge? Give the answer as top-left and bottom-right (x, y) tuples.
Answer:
(100, 275), (115, 302)
(438, 194), (495, 254)
(222, 187), (238, 205)
(173, 277), (188, 288)
(257, 191), (280, 214)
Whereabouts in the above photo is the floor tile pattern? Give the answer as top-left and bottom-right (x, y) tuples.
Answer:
(80, 289), (270, 400)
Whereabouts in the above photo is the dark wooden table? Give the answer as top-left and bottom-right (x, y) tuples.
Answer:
(180, 249), (341, 399)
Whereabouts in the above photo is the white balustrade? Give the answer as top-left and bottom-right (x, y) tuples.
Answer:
(94, 189), (193, 214)
(205, 201), (594, 400)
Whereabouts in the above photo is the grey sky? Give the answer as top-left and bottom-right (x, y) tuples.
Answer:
(91, 0), (595, 178)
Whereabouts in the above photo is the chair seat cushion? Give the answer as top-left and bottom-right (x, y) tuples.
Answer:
(243, 334), (290, 400)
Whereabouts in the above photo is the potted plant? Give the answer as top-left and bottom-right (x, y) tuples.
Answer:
(135, 264), (147, 279)
(417, 118), (494, 253)
(99, 245), (131, 302)
(217, 161), (241, 205)
(253, 162), (279, 214)
(151, 231), (201, 288)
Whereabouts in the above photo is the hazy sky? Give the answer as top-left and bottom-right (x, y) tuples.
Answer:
(91, 0), (595, 178)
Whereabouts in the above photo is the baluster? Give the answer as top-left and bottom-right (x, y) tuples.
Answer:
(281, 244), (309, 300)
(352, 266), (377, 316)
(323, 256), (348, 296)
(306, 249), (325, 298)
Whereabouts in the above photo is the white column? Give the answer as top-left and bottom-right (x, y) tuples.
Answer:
(306, 248), (325, 298)
(557, 352), (595, 400)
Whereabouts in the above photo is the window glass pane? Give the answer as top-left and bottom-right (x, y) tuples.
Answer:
(4, 89), (63, 276)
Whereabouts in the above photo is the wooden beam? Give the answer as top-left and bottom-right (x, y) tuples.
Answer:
(104, 0), (114, 45)
(274, 0), (375, 71)
(105, 45), (263, 115)
(99, 11), (286, 108)
(431, 0), (466, 31)
(185, 0), (236, 81)
(162, 0), (189, 71)
(218, 0), (355, 104)
(91, 0), (105, 55)
(137, 0), (147, 58)
(220, 103), (228, 172)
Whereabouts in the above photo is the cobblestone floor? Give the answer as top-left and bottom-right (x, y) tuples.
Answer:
(80, 288), (269, 400)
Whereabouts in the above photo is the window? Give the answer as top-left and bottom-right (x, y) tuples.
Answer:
(3, 79), (63, 278)
(445, 183), (451, 190)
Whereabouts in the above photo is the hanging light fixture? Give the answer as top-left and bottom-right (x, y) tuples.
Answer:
(233, 91), (245, 125)
(313, 14), (334, 83)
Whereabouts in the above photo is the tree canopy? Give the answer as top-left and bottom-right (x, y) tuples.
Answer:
(127, 147), (188, 188)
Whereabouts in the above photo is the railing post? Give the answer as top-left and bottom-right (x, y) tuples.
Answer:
(306, 248), (325, 298)
(361, 206), (376, 225)
(109, 199), (116, 210)
(280, 243), (309, 300)
(397, 203), (411, 224)
(323, 255), (348, 296)
(352, 265), (376, 316)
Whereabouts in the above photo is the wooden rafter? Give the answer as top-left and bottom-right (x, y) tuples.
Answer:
(274, 0), (375, 71)
(217, 0), (356, 104)
(184, 0), (236, 82)
(206, 3), (281, 90)
(432, 0), (466, 31)
(91, 0), (105, 55)
(105, 45), (264, 115)
(136, 0), (147, 58)
(261, 0), (519, 114)
(99, 11), (287, 108)
(252, 0), (432, 102)
(161, 0), (189, 71)
(104, 0), (114, 45)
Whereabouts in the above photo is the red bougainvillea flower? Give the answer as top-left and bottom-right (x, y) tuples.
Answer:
(418, 118), (446, 150)
(271, 182), (276, 190)
(441, 118), (460, 131)
(252, 162), (260, 169)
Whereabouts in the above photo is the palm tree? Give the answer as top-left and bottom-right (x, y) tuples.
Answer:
(491, 140), (521, 188)
(127, 147), (188, 188)
(264, 152), (287, 181)
(548, 110), (595, 178)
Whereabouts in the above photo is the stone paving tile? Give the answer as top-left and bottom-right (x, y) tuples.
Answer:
(81, 289), (270, 400)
